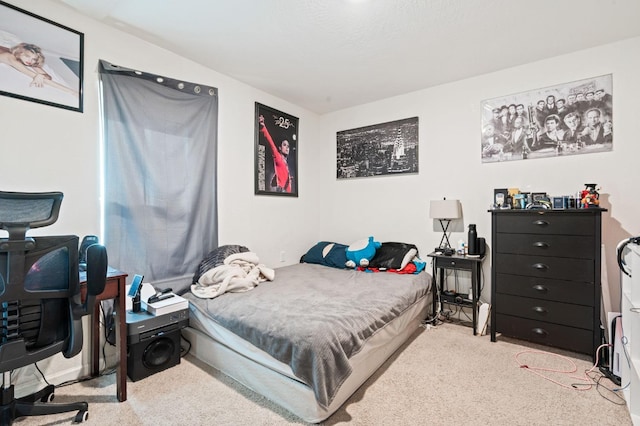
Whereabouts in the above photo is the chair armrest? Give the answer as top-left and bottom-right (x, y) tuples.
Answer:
(64, 244), (107, 358)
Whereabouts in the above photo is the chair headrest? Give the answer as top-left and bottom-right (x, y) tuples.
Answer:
(0, 191), (63, 240)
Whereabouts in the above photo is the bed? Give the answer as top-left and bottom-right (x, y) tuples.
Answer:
(180, 243), (432, 423)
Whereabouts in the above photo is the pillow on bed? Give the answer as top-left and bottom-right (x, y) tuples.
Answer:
(300, 241), (348, 269)
(192, 244), (250, 283)
(368, 242), (418, 270)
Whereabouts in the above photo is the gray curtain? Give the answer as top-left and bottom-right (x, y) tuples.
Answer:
(99, 60), (218, 291)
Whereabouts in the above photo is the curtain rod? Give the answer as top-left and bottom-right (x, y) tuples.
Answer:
(98, 59), (217, 97)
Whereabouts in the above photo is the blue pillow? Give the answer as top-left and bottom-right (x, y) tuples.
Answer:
(300, 241), (348, 269)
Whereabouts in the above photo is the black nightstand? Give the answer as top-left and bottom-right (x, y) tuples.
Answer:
(428, 251), (485, 335)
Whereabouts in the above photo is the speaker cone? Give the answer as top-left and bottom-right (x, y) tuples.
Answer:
(142, 336), (175, 368)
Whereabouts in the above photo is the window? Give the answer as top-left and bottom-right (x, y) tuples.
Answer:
(99, 60), (218, 290)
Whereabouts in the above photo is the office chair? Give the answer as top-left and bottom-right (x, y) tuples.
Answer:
(0, 191), (107, 424)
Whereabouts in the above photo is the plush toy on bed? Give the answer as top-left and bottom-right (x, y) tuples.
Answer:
(345, 236), (381, 269)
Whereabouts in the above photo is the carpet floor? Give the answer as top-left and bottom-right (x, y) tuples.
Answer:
(13, 322), (631, 425)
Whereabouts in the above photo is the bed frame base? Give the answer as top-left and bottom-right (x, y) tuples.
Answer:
(182, 294), (429, 423)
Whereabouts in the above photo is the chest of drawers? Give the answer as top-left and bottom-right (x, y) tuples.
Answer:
(489, 208), (605, 359)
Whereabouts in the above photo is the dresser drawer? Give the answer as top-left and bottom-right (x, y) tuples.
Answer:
(432, 256), (475, 270)
(495, 313), (593, 354)
(496, 213), (595, 236)
(495, 293), (593, 329)
(495, 273), (594, 305)
(495, 253), (594, 282)
(495, 233), (594, 259)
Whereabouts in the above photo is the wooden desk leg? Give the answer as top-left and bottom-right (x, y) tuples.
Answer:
(92, 303), (100, 376)
(115, 290), (127, 402)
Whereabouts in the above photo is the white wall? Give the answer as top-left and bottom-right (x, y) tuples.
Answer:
(1, 0), (322, 389)
(1, 0), (322, 266)
(318, 36), (640, 308)
(2, 0), (638, 391)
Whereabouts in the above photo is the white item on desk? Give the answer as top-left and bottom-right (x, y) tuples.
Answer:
(125, 283), (188, 316)
(142, 292), (188, 316)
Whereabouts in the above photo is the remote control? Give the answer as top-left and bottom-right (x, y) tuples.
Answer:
(147, 293), (174, 304)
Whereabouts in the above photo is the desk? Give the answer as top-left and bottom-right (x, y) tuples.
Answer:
(427, 252), (485, 335)
(80, 268), (128, 402)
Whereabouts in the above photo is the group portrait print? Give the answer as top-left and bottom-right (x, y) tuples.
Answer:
(481, 74), (612, 163)
(0, 1), (83, 112)
(255, 103), (299, 197)
(337, 117), (419, 179)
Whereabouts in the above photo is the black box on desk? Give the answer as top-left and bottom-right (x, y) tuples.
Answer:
(126, 308), (189, 381)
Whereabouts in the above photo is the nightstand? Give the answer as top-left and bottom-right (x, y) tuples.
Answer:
(428, 251), (485, 334)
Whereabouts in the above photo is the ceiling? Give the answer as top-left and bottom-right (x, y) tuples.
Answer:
(56, 0), (640, 114)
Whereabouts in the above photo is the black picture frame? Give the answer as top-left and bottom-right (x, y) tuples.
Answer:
(255, 102), (299, 197)
(0, 1), (83, 112)
(531, 192), (548, 203)
(493, 188), (509, 208)
(336, 117), (419, 179)
(481, 74), (612, 163)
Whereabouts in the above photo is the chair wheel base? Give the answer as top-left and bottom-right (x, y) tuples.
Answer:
(74, 410), (89, 423)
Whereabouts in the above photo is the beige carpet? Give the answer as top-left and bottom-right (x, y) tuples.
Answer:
(14, 322), (631, 425)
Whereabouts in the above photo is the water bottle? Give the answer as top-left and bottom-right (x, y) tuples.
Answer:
(468, 224), (478, 255)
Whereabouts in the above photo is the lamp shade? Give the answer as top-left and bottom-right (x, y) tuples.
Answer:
(429, 199), (461, 220)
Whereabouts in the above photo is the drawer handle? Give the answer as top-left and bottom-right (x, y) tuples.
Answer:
(532, 284), (548, 293)
(533, 241), (549, 248)
(533, 220), (549, 227)
(531, 328), (548, 337)
(532, 306), (547, 314)
(532, 263), (548, 271)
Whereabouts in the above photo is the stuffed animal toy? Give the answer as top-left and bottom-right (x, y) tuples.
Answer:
(345, 236), (381, 269)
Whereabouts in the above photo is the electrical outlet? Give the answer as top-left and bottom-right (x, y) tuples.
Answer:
(280, 251), (286, 262)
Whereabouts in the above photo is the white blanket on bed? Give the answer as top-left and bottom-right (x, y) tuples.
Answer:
(191, 252), (275, 299)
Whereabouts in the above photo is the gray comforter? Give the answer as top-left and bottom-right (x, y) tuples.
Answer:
(185, 262), (430, 408)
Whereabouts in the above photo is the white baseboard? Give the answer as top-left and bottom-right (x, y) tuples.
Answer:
(12, 352), (118, 397)
(13, 364), (87, 397)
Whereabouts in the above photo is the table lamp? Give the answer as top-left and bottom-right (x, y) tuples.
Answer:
(429, 198), (461, 252)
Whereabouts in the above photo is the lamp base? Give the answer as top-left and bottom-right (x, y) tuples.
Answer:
(435, 247), (456, 256)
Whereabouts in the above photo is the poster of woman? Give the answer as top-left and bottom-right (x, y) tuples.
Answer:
(0, 1), (83, 112)
(255, 102), (299, 197)
(480, 74), (612, 163)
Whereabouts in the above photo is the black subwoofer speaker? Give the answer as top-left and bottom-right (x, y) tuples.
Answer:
(127, 324), (181, 381)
